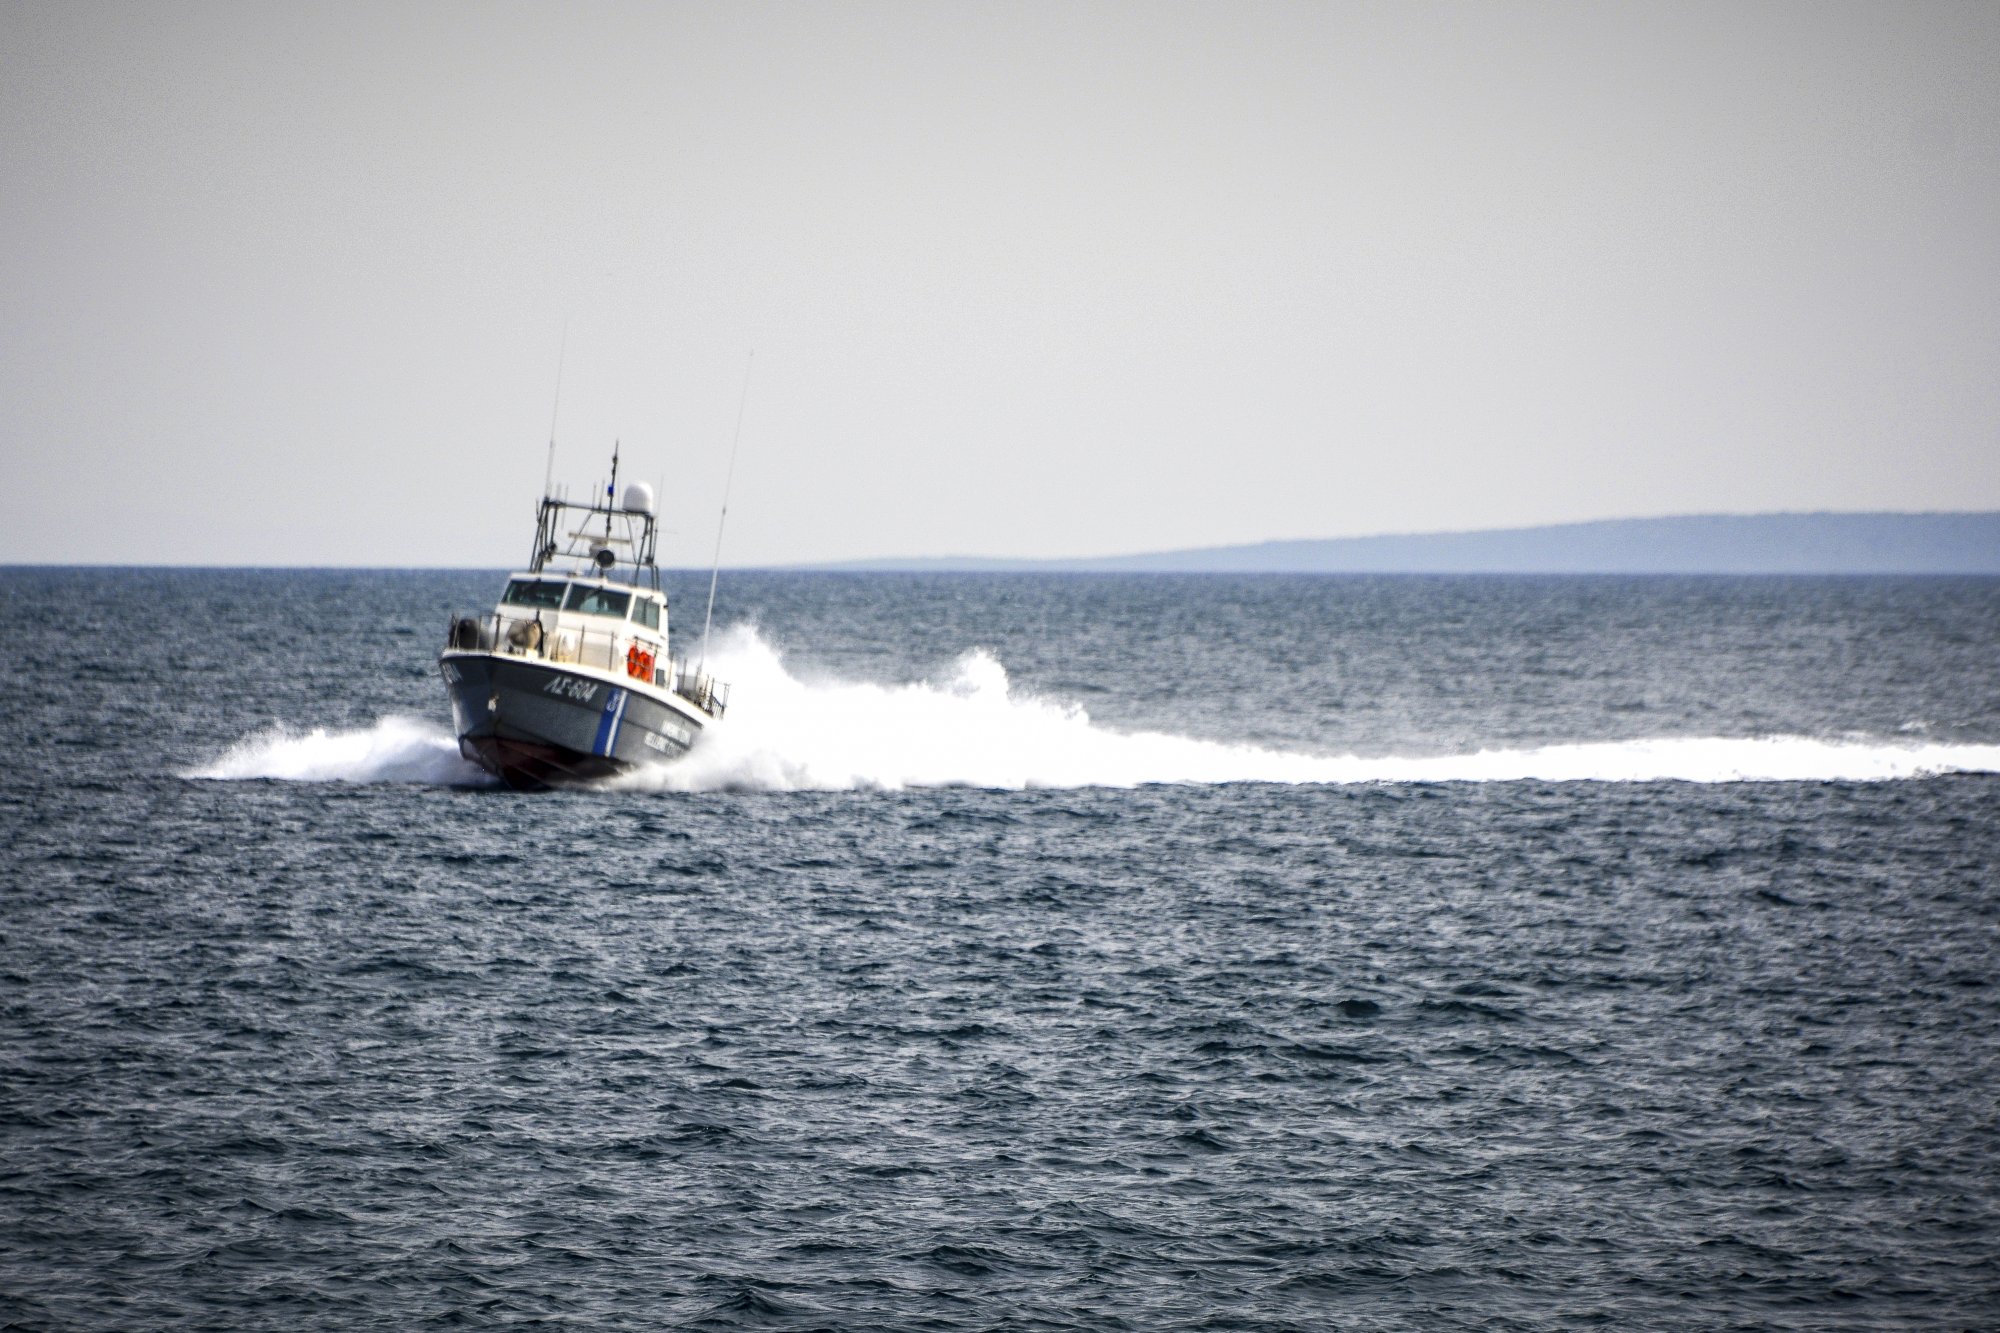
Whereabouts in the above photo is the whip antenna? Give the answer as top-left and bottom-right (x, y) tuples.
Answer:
(542, 324), (568, 499)
(700, 351), (754, 673)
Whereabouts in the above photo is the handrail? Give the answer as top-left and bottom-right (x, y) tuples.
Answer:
(443, 611), (728, 719)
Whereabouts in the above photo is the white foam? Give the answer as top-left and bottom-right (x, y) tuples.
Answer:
(188, 715), (492, 786)
(187, 629), (2000, 792)
(611, 627), (2000, 793)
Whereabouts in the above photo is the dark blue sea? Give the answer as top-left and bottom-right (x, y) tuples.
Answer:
(4, 569), (1999, 1329)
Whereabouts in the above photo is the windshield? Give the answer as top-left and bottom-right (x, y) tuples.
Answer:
(564, 584), (631, 618)
(503, 579), (567, 608)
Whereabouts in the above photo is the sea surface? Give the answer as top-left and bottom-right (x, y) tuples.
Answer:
(3, 569), (1999, 1329)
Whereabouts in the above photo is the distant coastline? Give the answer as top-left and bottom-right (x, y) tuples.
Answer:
(805, 512), (2000, 576)
(6, 512), (1999, 575)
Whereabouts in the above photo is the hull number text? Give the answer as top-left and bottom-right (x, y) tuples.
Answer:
(542, 676), (601, 704)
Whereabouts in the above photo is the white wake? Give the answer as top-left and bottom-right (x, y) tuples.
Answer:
(191, 626), (2000, 791)
(618, 628), (2000, 791)
(188, 715), (493, 786)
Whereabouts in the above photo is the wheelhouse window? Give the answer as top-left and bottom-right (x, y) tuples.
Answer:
(564, 584), (631, 618)
(631, 597), (661, 630)
(503, 579), (567, 608)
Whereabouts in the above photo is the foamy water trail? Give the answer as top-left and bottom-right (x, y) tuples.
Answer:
(188, 716), (493, 786)
(191, 627), (2000, 790)
(614, 627), (2000, 792)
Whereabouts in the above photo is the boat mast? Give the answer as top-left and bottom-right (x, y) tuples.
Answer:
(606, 441), (620, 546)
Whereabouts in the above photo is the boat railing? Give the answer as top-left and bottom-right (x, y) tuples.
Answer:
(665, 654), (730, 718)
(443, 611), (729, 719)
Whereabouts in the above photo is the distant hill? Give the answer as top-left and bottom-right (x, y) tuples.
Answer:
(812, 512), (2000, 575)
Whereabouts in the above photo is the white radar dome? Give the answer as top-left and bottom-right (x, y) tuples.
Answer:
(622, 481), (656, 515)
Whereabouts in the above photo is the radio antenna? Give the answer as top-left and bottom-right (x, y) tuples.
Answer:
(542, 324), (568, 499)
(700, 350), (754, 674)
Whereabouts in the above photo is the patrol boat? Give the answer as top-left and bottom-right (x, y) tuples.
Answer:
(439, 451), (728, 789)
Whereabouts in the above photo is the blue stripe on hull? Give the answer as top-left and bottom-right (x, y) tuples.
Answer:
(592, 687), (628, 758)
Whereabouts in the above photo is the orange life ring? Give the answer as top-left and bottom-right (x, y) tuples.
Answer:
(626, 644), (655, 681)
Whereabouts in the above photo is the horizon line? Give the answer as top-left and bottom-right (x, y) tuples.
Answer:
(2, 508), (1995, 572)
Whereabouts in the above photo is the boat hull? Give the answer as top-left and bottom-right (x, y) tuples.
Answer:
(440, 651), (703, 791)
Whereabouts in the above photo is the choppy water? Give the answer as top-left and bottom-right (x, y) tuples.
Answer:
(4, 569), (1998, 1328)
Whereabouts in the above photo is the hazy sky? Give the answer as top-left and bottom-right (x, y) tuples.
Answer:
(3, 0), (1996, 566)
